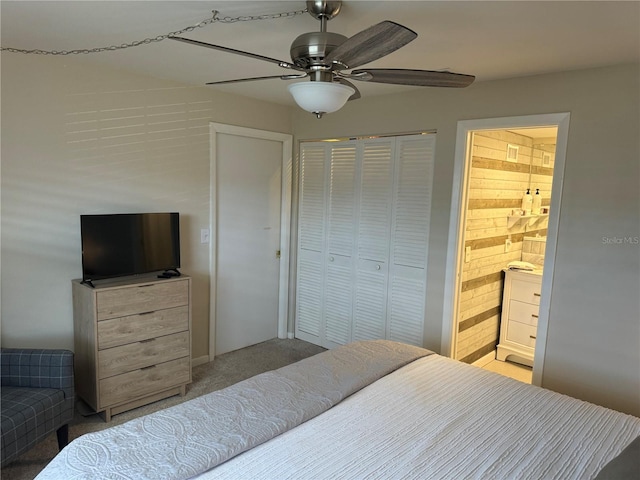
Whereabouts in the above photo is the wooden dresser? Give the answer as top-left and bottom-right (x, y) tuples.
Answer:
(72, 275), (192, 421)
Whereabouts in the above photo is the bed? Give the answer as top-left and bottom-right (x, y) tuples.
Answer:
(36, 340), (639, 479)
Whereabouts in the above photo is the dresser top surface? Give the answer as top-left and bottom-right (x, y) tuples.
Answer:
(72, 275), (189, 290)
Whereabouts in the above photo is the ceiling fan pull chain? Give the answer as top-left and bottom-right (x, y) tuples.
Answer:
(0, 8), (308, 55)
(215, 9), (309, 24)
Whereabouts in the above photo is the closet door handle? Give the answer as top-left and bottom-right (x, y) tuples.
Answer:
(376, 264), (381, 270)
(329, 256), (334, 262)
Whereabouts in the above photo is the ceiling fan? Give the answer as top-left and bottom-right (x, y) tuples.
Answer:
(171, 1), (475, 118)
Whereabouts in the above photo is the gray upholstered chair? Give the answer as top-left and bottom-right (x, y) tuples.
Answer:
(1, 348), (74, 467)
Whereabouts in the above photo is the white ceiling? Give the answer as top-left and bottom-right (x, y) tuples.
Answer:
(1, 1), (638, 107)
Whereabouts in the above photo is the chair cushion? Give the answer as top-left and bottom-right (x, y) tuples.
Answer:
(1, 387), (67, 464)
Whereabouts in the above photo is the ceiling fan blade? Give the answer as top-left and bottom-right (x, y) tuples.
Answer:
(350, 69), (475, 87)
(336, 79), (361, 100)
(170, 36), (304, 71)
(325, 21), (417, 69)
(206, 73), (308, 85)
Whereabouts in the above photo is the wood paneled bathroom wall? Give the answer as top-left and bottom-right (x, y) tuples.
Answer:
(456, 130), (556, 363)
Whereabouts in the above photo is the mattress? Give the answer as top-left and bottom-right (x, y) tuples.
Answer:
(36, 341), (640, 479)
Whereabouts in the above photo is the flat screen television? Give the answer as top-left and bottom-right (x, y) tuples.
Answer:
(81, 212), (180, 283)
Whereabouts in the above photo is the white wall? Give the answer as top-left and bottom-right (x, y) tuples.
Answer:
(291, 64), (640, 416)
(0, 53), (292, 359)
(2, 52), (638, 416)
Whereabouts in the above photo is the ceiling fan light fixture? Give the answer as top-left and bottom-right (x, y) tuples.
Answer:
(288, 81), (355, 118)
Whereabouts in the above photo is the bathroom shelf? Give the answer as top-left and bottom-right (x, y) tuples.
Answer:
(507, 213), (549, 229)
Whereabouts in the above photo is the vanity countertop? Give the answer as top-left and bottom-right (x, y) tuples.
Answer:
(503, 266), (543, 276)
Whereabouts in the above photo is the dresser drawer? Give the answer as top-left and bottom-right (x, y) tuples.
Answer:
(510, 278), (542, 305)
(100, 356), (190, 408)
(96, 279), (189, 321)
(508, 300), (540, 327)
(97, 306), (188, 349)
(98, 331), (190, 379)
(506, 321), (537, 348)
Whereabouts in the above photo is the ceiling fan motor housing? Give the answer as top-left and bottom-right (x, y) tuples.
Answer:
(290, 31), (348, 69)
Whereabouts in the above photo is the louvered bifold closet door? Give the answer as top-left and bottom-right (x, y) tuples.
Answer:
(353, 138), (394, 341)
(324, 143), (358, 346)
(387, 134), (435, 345)
(295, 143), (328, 342)
(295, 134), (435, 349)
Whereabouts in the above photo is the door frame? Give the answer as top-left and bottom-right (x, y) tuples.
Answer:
(441, 113), (570, 386)
(209, 123), (293, 361)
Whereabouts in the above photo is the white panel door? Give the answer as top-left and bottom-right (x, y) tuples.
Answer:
(387, 135), (435, 345)
(216, 133), (282, 354)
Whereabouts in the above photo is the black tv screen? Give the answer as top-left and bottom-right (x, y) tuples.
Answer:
(81, 213), (180, 282)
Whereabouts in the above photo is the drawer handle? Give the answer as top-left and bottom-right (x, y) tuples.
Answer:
(533, 293), (541, 297)
(531, 314), (539, 318)
(140, 338), (156, 344)
(139, 311), (156, 316)
(137, 285), (154, 288)
(141, 365), (156, 371)
(530, 335), (537, 340)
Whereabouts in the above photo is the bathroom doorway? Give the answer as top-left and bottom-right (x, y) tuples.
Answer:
(442, 113), (570, 386)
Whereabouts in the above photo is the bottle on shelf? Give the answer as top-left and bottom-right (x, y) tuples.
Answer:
(521, 188), (533, 215)
(532, 188), (542, 215)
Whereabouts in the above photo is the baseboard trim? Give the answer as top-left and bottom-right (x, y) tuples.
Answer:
(472, 350), (496, 367)
(192, 355), (210, 367)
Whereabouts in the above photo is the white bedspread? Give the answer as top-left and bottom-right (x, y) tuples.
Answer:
(199, 355), (640, 480)
(36, 340), (430, 480)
